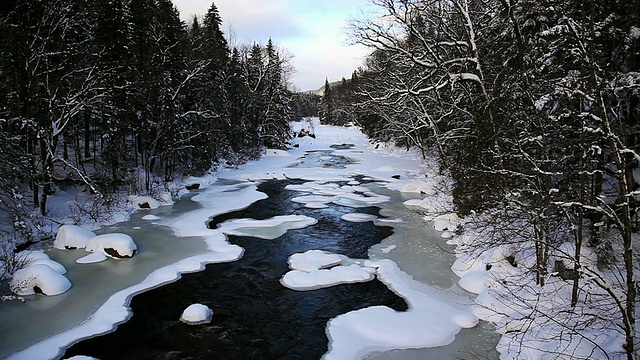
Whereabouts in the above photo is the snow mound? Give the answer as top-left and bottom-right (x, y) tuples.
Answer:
(457, 270), (487, 294)
(85, 233), (137, 259)
(340, 213), (378, 223)
(141, 215), (161, 221)
(180, 303), (213, 325)
(127, 195), (161, 209)
(54, 225), (96, 250)
(27, 258), (67, 275)
(552, 241), (599, 269)
(10, 264), (72, 296)
(264, 149), (290, 156)
(286, 181), (390, 208)
(375, 166), (395, 172)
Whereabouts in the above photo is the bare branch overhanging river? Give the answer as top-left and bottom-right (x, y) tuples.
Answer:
(1, 124), (499, 359)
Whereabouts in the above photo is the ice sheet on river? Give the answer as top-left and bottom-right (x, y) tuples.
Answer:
(216, 215), (317, 240)
(324, 260), (479, 359)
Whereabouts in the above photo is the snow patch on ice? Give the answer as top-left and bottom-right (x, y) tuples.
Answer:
(323, 259), (478, 359)
(76, 252), (108, 264)
(340, 213), (378, 223)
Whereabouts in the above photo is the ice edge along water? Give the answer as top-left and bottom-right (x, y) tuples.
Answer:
(9, 122), (478, 360)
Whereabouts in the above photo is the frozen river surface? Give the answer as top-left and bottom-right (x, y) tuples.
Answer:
(1, 122), (498, 359)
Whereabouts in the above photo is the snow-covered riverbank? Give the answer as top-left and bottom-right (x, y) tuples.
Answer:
(4, 120), (497, 359)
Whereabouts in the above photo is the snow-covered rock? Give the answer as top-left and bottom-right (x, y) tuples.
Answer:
(76, 252), (108, 264)
(10, 264), (72, 296)
(127, 195), (161, 209)
(53, 225), (96, 250)
(433, 213), (459, 232)
(27, 258), (67, 274)
(180, 303), (213, 325)
(400, 181), (434, 195)
(85, 233), (137, 259)
(141, 215), (161, 221)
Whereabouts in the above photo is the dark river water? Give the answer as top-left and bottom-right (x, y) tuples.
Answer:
(63, 179), (408, 359)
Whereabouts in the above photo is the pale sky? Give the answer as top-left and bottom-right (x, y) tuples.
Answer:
(172, 0), (373, 91)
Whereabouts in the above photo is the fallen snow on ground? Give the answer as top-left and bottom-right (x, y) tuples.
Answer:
(85, 233), (137, 259)
(10, 251), (71, 296)
(9, 121), (484, 360)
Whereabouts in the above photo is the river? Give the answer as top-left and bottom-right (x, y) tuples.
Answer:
(1, 123), (499, 359)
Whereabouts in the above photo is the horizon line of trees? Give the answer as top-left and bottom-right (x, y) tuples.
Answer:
(324, 0), (639, 358)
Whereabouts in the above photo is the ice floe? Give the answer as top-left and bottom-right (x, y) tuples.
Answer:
(216, 215), (317, 240)
(340, 213), (378, 223)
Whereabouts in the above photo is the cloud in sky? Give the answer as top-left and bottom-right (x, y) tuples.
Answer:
(172, 0), (372, 91)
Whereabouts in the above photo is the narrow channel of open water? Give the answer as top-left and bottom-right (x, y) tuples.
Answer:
(63, 179), (408, 359)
